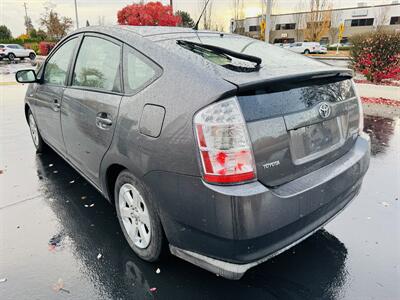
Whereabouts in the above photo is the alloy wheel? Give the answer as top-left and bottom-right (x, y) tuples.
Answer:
(118, 183), (152, 249)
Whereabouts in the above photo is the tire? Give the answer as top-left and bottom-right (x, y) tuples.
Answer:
(304, 49), (311, 54)
(8, 53), (15, 61)
(27, 109), (47, 153)
(115, 170), (164, 262)
(29, 53), (36, 60)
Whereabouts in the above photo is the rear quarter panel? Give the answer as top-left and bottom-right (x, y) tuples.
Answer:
(99, 30), (236, 197)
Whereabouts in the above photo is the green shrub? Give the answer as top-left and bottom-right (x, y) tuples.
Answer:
(350, 31), (400, 83)
(23, 42), (39, 54)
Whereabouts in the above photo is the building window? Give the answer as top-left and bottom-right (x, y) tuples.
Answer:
(249, 25), (260, 32)
(349, 18), (374, 27)
(390, 16), (400, 25)
(340, 37), (349, 44)
(320, 37), (329, 45)
(273, 38), (295, 44)
(275, 23), (296, 30)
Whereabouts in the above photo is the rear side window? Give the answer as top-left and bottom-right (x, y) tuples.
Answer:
(44, 38), (79, 85)
(124, 45), (159, 94)
(72, 36), (121, 92)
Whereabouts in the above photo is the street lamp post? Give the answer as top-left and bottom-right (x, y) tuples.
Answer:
(74, 0), (79, 29)
(264, 0), (272, 43)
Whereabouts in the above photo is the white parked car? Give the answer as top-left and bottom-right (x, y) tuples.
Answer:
(319, 45), (328, 54)
(288, 42), (323, 54)
(274, 43), (291, 49)
(0, 44), (36, 61)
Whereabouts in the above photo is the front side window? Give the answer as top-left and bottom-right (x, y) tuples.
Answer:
(72, 36), (121, 92)
(124, 45), (158, 93)
(44, 38), (79, 85)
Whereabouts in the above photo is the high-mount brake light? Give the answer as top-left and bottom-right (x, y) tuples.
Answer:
(194, 97), (256, 184)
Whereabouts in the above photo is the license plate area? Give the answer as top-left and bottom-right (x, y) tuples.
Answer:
(289, 116), (348, 165)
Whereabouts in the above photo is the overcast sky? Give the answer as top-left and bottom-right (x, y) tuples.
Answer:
(0, 0), (392, 36)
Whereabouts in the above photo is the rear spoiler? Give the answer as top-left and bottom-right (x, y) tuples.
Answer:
(230, 69), (354, 94)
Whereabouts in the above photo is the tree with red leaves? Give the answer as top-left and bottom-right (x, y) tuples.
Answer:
(117, 2), (181, 26)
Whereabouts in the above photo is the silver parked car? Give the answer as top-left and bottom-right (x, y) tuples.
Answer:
(16, 26), (370, 280)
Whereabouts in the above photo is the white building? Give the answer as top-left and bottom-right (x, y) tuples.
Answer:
(231, 2), (400, 44)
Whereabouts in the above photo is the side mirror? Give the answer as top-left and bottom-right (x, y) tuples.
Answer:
(15, 69), (38, 83)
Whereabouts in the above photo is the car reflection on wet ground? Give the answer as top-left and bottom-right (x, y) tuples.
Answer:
(0, 86), (399, 300)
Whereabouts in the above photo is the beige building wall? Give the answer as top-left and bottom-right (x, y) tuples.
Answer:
(232, 3), (400, 44)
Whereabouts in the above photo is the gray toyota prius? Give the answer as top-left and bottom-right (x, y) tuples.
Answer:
(16, 26), (370, 279)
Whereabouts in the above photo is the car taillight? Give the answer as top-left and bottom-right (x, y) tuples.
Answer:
(352, 80), (364, 133)
(194, 97), (256, 184)
(358, 96), (364, 133)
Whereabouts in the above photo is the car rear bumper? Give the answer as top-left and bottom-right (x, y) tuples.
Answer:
(144, 133), (370, 279)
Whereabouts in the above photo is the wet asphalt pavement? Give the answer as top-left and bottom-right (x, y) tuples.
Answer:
(0, 84), (399, 300)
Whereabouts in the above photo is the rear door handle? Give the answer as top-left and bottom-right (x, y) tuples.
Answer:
(96, 112), (113, 129)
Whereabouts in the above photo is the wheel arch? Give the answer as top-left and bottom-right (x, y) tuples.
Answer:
(104, 163), (127, 205)
(24, 103), (31, 123)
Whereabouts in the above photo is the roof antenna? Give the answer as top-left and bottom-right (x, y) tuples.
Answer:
(193, 0), (211, 30)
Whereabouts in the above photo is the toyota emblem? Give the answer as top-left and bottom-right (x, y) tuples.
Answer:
(318, 102), (331, 119)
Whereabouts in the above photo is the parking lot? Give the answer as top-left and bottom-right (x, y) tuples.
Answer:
(0, 80), (399, 299)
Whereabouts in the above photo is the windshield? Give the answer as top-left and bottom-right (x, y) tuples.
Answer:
(176, 39), (262, 72)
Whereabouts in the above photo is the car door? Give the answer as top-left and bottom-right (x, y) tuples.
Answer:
(61, 34), (123, 184)
(6, 45), (17, 56)
(11, 44), (23, 57)
(294, 42), (303, 53)
(15, 44), (26, 57)
(33, 37), (81, 153)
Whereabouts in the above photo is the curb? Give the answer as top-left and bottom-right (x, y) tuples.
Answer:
(0, 82), (18, 86)
(311, 56), (350, 60)
(356, 83), (400, 101)
(361, 97), (400, 107)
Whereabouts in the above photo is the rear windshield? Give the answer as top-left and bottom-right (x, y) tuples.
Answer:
(238, 78), (355, 122)
(158, 34), (323, 72)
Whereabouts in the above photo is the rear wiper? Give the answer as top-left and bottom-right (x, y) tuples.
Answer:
(176, 40), (262, 69)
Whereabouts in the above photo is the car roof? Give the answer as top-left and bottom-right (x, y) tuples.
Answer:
(70, 26), (349, 87)
(112, 25), (218, 37)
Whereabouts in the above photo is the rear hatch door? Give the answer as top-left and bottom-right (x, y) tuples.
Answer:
(236, 73), (361, 187)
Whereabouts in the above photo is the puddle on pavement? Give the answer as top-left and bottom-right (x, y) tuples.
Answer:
(363, 115), (396, 155)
